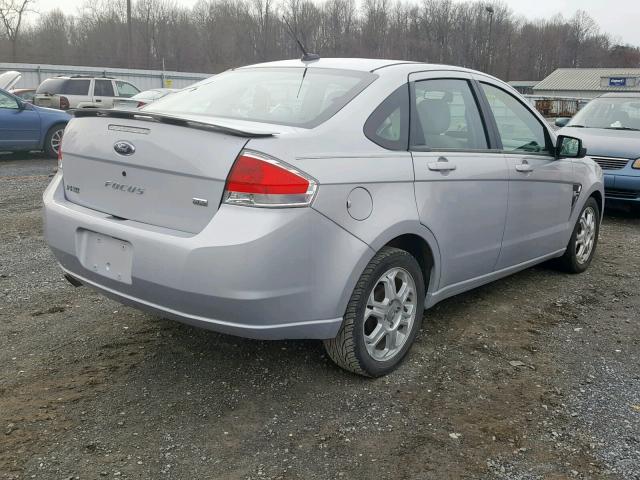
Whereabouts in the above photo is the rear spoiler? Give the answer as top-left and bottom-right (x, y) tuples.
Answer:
(72, 109), (275, 138)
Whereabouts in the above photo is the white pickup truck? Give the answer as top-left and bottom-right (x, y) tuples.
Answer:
(33, 76), (140, 110)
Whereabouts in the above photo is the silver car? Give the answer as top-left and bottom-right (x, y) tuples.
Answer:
(43, 58), (603, 377)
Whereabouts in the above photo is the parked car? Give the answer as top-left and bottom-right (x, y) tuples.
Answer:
(43, 58), (603, 377)
(33, 75), (140, 110)
(10, 88), (36, 103)
(113, 88), (177, 110)
(0, 87), (70, 157)
(556, 92), (640, 211)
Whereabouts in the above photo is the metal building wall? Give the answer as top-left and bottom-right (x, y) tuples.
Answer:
(0, 62), (212, 90)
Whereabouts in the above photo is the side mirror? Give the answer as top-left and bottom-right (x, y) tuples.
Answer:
(554, 117), (570, 128)
(556, 135), (586, 159)
(17, 100), (26, 110)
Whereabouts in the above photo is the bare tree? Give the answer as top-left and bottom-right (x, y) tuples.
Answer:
(0, 0), (34, 61)
(1, 0), (638, 80)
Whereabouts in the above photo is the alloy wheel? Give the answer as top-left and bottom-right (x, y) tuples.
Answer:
(575, 206), (596, 264)
(363, 267), (417, 362)
(50, 128), (63, 155)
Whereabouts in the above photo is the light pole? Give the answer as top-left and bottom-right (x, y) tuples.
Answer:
(485, 5), (494, 72)
(127, 0), (133, 68)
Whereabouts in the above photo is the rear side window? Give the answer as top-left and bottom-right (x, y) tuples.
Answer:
(364, 85), (409, 150)
(481, 83), (549, 153)
(63, 80), (91, 95)
(94, 79), (115, 97)
(410, 79), (488, 150)
(115, 81), (140, 98)
(146, 67), (376, 128)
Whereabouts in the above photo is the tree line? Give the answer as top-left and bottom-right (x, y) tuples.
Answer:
(1, 0), (639, 81)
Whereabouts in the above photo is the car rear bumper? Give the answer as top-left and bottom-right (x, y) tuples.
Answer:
(43, 174), (371, 340)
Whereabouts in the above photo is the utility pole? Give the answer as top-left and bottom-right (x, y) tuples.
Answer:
(127, 0), (133, 68)
(485, 5), (494, 72)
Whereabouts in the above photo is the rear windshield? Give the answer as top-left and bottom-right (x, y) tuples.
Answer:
(145, 67), (377, 128)
(36, 78), (90, 95)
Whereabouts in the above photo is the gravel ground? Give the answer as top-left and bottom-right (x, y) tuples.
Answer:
(1, 154), (639, 480)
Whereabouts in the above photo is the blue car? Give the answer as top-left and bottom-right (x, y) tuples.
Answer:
(0, 87), (70, 158)
(557, 92), (640, 211)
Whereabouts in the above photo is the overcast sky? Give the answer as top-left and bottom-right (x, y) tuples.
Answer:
(34, 0), (640, 46)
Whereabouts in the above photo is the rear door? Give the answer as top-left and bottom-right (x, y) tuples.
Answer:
(63, 79), (92, 108)
(0, 90), (40, 149)
(476, 80), (575, 268)
(409, 71), (509, 290)
(93, 79), (116, 108)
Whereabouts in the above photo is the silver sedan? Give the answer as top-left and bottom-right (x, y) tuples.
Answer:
(43, 58), (603, 376)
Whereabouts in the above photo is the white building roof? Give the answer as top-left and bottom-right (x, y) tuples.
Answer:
(533, 68), (640, 92)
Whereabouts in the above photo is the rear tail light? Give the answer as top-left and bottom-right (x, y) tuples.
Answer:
(136, 101), (147, 108)
(57, 138), (63, 170)
(59, 96), (70, 110)
(223, 151), (317, 208)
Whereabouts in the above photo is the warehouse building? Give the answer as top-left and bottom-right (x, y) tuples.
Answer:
(532, 68), (640, 99)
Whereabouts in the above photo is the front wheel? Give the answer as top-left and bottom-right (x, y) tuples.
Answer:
(324, 247), (425, 377)
(557, 197), (600, 273)
(44, 124), (65, 158)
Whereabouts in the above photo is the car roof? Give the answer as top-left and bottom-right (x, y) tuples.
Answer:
(599, 92), (640, 98)
(238, 57), (482, 75)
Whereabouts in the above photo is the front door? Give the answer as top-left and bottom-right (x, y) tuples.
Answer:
(477, 81), (575, 269)
(0, 90), (40, 150)
(409, 72), (509, 291)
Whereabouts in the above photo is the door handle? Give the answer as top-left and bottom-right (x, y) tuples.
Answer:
(95, 99), (102, 102)
(515, 160), (534, 173)
(428, 157), (457, 172)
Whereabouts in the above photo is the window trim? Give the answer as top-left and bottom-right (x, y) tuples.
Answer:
(363, 84), (410, 151)
(408, 77), (497, 153)
(477, 81), (554, 156)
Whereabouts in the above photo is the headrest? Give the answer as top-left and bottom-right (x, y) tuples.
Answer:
(417, 98), (451, 135)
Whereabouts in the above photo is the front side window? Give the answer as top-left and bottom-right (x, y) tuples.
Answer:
(0, 91), (19, 109)
(410, 78), (488, 150)
(481, 83), (549, 153)
(115, 81), (140, 98)
(94, 79), (115, 97)
(364, 85), (409, 150)
(146, 67), (377, 128)
(568, 96), (640, 130)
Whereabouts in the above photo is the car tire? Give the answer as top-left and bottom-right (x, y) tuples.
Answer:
(44, 124), (65, 158)
(557, 197), (600, 273)
(323, 247), (425, 377)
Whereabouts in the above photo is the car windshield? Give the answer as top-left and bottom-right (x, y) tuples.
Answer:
(145, 67), (377, 128)
(568, 97), (640, 130)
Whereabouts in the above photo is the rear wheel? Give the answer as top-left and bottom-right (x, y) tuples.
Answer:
(44, 124), (65, 158)
(324, 247), (425, 377)
(557, 197), (600, 273)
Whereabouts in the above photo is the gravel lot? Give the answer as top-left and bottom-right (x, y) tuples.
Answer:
(1, 154), (639, 480)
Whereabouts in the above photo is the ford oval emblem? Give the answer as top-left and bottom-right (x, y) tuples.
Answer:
(114, 141), (136, 156)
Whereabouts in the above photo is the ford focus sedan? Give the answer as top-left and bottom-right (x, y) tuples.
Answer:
(44, 58), (603, 376)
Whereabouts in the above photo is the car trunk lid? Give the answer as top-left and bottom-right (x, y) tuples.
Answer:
(61, 111), (278, 233)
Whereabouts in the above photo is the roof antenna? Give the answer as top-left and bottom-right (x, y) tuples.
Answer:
(282, 16), (320, 62)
